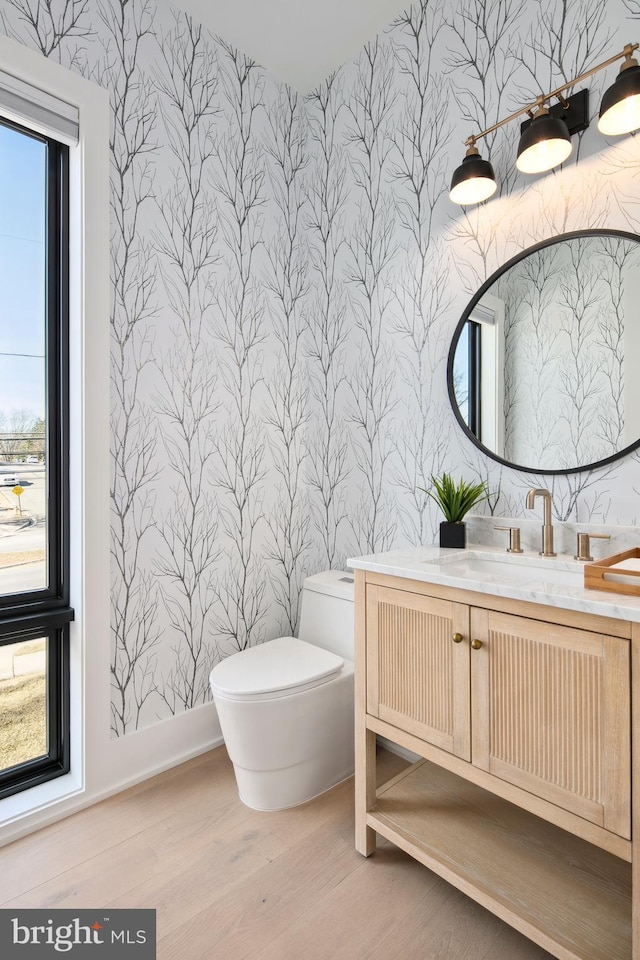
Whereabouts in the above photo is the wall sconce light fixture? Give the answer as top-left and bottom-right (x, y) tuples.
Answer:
(450, 42), (640, 205)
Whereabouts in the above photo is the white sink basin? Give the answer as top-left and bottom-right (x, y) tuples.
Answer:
(423, 550), (584, 589)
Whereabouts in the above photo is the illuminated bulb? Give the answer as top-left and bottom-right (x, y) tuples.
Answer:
(449, 145), (497, 205)
(598, 55), (640, 135)
(516, 106), (572, 174)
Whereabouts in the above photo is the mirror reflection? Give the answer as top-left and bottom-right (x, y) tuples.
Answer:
(450, 232), (640, 473)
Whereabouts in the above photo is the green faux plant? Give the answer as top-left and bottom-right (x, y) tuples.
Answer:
(422, 473), (488, 523)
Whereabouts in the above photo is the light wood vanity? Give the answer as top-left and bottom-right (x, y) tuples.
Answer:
(351, 552), (640, 960)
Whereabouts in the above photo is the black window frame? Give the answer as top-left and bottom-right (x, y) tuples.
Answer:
(0, 116), (73, 801)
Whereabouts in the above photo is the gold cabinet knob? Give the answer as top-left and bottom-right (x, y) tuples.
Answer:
(471, 638), (483, 650)
(452, 632), (464, 643)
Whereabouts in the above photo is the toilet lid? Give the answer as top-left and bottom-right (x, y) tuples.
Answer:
(209, 637), (344, 701)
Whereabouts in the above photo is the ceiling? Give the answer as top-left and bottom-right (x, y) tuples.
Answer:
(169, 0), (412, 94)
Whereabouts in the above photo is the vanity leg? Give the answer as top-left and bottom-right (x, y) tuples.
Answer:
(631, 624), (640, 959)
(355, 727), (376, 855)
(355, 570), (376, 856)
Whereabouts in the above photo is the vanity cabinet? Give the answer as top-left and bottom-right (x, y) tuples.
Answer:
(366, 583), (630, 839)
(355, 571), (637, 960)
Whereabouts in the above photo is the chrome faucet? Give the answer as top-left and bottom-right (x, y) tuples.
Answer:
(526, 488), (556, 557)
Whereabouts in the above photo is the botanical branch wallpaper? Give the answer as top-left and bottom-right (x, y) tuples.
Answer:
(2, 0), (640, 734)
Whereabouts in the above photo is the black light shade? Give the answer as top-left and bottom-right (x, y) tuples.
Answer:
(449, 146), (497, 205)
(598, 58), (640, 135)
(516, 107), (572, 174)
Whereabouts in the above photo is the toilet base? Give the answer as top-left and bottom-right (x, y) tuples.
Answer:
(233, 756), (354, 811)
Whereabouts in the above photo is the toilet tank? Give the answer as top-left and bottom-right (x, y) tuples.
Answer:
(297, 571), (355, 661)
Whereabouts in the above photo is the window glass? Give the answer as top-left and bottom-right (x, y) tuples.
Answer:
(0, 115), (71, 801)
(453, 320), (470, 425)
(0, 122), (47, 597)
(0, 636), (47, 772)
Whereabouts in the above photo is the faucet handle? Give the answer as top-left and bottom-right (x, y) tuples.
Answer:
(494, 525), (523, 554)
(574, 532), (611, 562)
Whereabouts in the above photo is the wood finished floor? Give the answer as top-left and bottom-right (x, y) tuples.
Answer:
(0, 746), (555, 959)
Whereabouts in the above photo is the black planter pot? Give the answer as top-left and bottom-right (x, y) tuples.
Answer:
(439, 521), (466, 549)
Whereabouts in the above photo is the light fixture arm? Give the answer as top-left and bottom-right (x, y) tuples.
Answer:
(464, 42), (639, 148)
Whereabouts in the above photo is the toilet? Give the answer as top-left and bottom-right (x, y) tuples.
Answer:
(209, 570), (355, 811)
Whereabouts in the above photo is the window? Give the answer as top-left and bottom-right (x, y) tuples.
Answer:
(453, 318), (481, 437)
(0, 116), (72, 800)
(452, 294), (506, 456)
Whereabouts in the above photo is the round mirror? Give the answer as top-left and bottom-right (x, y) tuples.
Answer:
(447, 230), (640, 474)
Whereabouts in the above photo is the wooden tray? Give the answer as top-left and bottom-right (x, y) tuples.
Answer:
(584, 547), (640, 596)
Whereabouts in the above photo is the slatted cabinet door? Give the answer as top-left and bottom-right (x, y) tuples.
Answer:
(366, 585), (471, 760)
(470, 607), (631, 838)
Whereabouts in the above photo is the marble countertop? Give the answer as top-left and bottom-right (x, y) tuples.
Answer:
(347, 544), (640, 623)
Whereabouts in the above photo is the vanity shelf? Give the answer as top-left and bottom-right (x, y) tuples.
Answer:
(352, 559), (640, 960)
(371, 760), (630, 960)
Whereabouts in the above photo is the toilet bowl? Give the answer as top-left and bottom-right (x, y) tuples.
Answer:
(209, 571), (355, 811)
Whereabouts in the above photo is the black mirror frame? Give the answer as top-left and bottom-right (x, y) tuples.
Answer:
(447, 228), (640, 475)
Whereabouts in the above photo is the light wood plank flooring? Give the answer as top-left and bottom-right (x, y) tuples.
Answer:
(0, 746), (555, 959)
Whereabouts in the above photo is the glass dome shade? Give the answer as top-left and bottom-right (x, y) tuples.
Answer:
(449, 149), (497, 205)
(516, 109), (572, 174)
(598, 61), (640, 135)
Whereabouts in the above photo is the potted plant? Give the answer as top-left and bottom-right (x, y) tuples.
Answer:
(423, 473), (488, 549)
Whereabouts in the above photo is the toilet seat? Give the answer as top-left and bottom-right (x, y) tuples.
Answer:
(210, 636), (345, 702)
